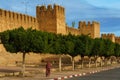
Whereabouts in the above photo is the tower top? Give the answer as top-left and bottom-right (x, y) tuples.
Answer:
(36, 4), (64, 12)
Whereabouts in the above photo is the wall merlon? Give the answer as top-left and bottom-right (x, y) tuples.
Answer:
(101, 33), (115, 37)
(79, 21), (94, 28)
(87, 21), (91, 26)
(101, 34), (107, 37)
(0, 9), (2, 16)
(47, 5), (53, 10)
(92, 21), (99, 25)
(54, 4), (64, 13)
(40, 5), (47, 11)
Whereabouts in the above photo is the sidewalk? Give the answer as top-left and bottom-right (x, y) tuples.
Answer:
(0, 64), (119, 80)
(38, 64), (120, 80)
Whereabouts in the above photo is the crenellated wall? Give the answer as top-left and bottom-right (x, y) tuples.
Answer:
(101, 33), (115, 42)
(0, 8), (37, 32)
(66, 26), (80, 35)
(2, 4), (119, 66)
(115, 37), (120, 44)
(0, 4), (100, 38)
(78, 21), (100, 38)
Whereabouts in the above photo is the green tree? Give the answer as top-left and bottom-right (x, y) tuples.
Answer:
(114, 43), (120, 57)
(64, 34), (77, 70)
(0, 27), (45, 76)
(103, 39), (115, 58)
(72, 21), (75, 28)
(53, 34), (66, 72)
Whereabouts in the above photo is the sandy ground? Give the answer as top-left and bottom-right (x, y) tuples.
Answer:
(0, 64), (119, 80)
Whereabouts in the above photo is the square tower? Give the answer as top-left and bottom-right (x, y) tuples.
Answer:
(78, 21), (100, 38)
(36, 4), (66, 35)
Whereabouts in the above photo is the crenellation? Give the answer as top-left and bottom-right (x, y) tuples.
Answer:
(92, 21), (99, 25)
(101, 33), (115, 42)
(87, 21), (91, 27)
(0, 7), (37, 32)
(83, 21), (86, 27)
(54, 4), (65, 14)
(40, 5), (47, 11)
(47, 5), (53, 10)
(0, 9), (2, 16)
(2, 4), (120, 52)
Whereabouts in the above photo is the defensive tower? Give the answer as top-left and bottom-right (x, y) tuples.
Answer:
(101, 33), (115, 42)
(36, 4), (66, 34)
(115, 37), (120, 44)
(78, 21), (100, 38)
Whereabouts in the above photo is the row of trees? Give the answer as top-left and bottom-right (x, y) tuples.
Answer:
(0, 27), (120, 76)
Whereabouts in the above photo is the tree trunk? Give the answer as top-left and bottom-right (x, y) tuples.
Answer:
(88, 61), (91, 68)
(88, 57), (91, 68)
(22, 53), (26, 77)
(100, 61), (103, 67)
(81, 57), (84, 69)
(72, 57), (75, 71)
(59, 55), (62, 72)
(95, 61), (97, 67)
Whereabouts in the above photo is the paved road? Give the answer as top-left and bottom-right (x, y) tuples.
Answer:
(66, 68), (120, 80)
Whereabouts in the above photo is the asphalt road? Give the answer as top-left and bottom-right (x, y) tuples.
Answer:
(66, 68), (120, 80)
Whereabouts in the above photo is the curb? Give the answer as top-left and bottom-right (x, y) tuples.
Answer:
(49, 66), (119, 80)
(49, 71), (98, 80)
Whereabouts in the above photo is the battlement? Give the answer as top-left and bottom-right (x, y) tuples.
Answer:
(0, 8), (37, 32)
(36, 4), (66, 34)
(101, 33), (115, 42)
(0, 9), (2, 15)
(0, 8), (36, 23)
(78, 21), (100, 38)
(78, 21), (99, 28)
(115, 37), (120, 44)
(36, 4), (64, 14)
(66, 26), (80, 35)
(101, 33), (115, 37)
(115, 37), (120, 39)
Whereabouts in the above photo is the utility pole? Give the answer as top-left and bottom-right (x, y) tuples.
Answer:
(38, 0), (54, 5)
(22, 0), (29, 14)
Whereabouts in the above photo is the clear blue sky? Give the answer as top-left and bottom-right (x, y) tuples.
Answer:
(0, 0), (120, 36)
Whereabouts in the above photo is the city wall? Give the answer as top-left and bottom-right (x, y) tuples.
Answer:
(0, 8), (37, 32)
(66, 26), (80, 35)
(101, 33), (120, 44)
(0, 4), (101, 66)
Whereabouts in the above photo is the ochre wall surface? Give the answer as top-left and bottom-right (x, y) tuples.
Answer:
(0, 4), (108, 66)
(0, 9), (37, 32)
(0, 4), (100, 38)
